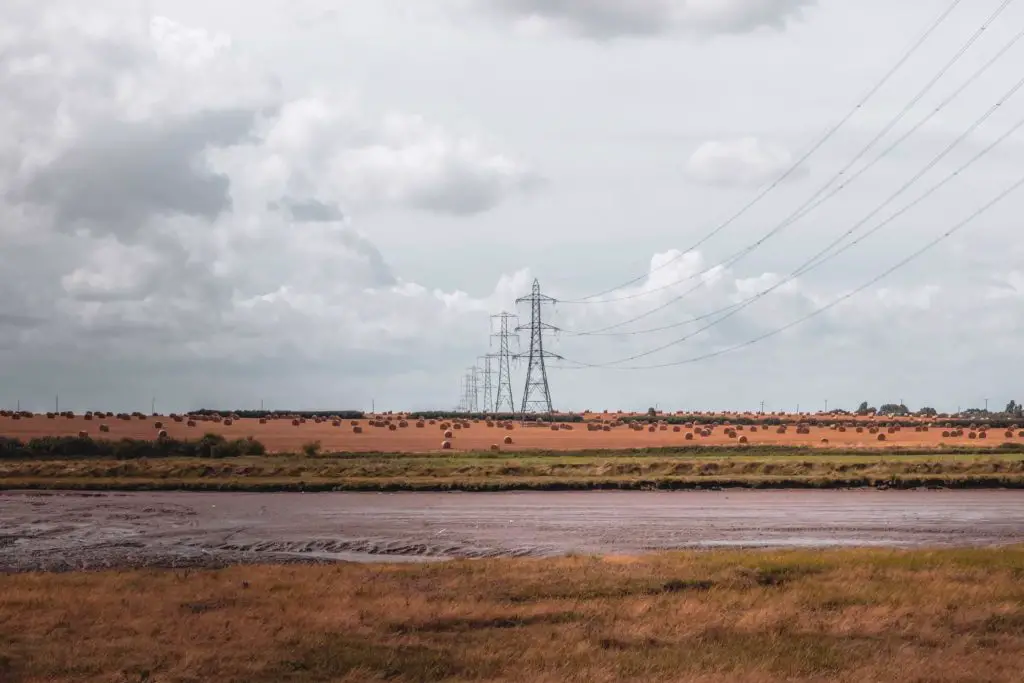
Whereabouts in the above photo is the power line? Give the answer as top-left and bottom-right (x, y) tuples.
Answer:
(561, 0), (1016, 334)
(563, 61), (1024, 345)
(559, 169), (1024, 371)
(515, 279), (559, 414)
(565, 0), (967, 304)
(491, 312), (519, 414)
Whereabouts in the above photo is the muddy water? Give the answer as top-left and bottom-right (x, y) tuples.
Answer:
(2, 490), (1023, 572)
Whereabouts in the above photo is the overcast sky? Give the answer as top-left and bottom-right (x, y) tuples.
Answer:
(2, 0), (1024, 415)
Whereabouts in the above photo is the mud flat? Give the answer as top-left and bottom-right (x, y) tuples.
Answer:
(3, 489), (1023, 572)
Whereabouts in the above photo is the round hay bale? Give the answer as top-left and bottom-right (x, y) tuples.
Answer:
(444, 430), (454, 439)
(292, 419), (300, 427)
(821, 438), (829, 445)
(602, 426), (611, 432)
(776, 427), (786, 434)
(100, 424), (111, 433)
(648, 425), (656, 433)
(685, 433), (694, 441)
(1005, 430), (1015, 439)
(979, 431), (988, 439)
(260, 418), (268, 425)
(388, 424), (397, 431)
(856, 427), (864, 433)
(455, 423), (464, 431)
(224, 419), (233, 427)
(503, 435), (513, 445)
(490, 444), (500, 452)
(442, 441), (452, 450)
(78, 431), (89, 438)
(429, 420), (436, 425)
(154, 421), (164, 429)
(351, 421), (359, 426)
(739, 435), (749, 444)
(353, 426), (363, 434)
(187, 420), (196, 428)
(968, 432), (977, 439)
(942, 431), (951, 438)
(486, 421), (495, 427)
(332, 420), (341, 427)
(672, 426), (681, 433)
(399, 420), (409, 428)
(416, 421), (425, 428)
(877, 433), (886, 441)
(505, 424), (514, 431)
(551, 425), (559, 432)
(157, 430), (168, 439)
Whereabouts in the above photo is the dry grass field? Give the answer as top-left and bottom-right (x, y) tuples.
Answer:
(3, 547), (1024, 682)
(1, 413), (1019, 454)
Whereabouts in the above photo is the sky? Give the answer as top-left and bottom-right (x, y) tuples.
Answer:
(2, 0), (1024, 415)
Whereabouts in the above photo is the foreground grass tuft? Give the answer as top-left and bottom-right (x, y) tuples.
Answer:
(2, 547), (1024, 681)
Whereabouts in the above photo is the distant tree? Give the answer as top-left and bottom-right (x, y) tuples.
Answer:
(1005, 400), (1022, 417)
(917, 407), (938, 417)
(856, 401), (877, 416)
(879, 403), (910, 416)
(647, 407), (657, 417)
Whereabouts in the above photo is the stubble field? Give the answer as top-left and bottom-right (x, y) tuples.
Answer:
(1, 413), (1017, 454)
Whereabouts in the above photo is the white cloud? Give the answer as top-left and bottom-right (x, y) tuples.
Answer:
(685, 137), (805, 187)
(480, 0), (817, 39)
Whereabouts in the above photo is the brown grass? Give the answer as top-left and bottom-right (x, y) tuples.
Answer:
(2, 547), (1024, 682)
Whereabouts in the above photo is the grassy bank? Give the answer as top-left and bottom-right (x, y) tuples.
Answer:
(3, 547), (1024, 682)
(3, 449), (1024, 491)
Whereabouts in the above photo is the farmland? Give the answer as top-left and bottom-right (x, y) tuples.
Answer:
(1, 411), (1020, 454)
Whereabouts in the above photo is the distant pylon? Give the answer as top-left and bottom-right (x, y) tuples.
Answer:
(464, 366), (481, 413)
(515, 279), (560, 414)
(491, 312), (519, 414)
(478, 355), (496, 415)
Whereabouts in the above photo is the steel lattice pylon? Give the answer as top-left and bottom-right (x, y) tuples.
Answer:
(516, 279), (559, 414)
(491, 312), (519, 415)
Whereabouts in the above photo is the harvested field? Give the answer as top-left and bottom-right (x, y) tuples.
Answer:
(3, 546), (1024, 682)
(1, 414), (1019, 453)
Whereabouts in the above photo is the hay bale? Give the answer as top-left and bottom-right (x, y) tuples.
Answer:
(292, 419), (300, 427)
(332, 420), (341, 427)
(856, 427), (864, 433)
(154, 421), (164, 429)
(739, 436), (748, 444)
(442, 441), (452, 450)
(389, 424), (398, 431)
(1005, 430), (1014, 439)
(968, 432), (977, 439)
(157, 430), (168, 439)
(503, 435), (513, 445)
(648, 425), (656, 433)
(821, 438), (829, 445)
(187, 420), (196, 428)
(602, 426), (611, 432)
(551, 425), (560, 431)
(444, 430), (454, 439)
(684, 433), (694, 441)
(490, 444), (500, 452)
(672, 426), (681, 433)
(399, 420), (409, 428)
(46, 413), (55, 419)
(979, 431), (988, 439)
(942, 431), (951, 438)
(877, 433), (886, 441)
(353, 426), (363, 434)
(505, 424), (514, 431)
(224, 419), (233, 427)
(78, 431), (89, 438)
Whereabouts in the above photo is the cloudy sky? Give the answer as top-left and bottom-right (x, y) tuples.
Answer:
(2, 0), (1024, 415)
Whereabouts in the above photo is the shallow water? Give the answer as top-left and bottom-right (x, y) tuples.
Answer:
(2, 489), (1023, 571)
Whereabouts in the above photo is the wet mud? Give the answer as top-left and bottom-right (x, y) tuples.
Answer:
(2, 489), (1023, 572)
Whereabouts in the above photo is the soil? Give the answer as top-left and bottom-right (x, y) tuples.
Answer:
(3, 489), (1022, 572)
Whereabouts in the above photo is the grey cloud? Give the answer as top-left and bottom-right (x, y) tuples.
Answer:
(15, 108), (257, 239)
(487, 0), (816, 38)
(273, 197), (347, 222)
(409, 166), (545, 216)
